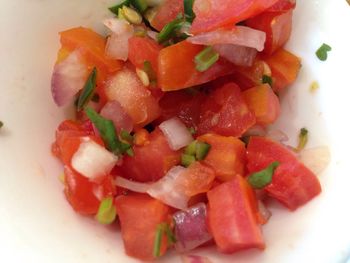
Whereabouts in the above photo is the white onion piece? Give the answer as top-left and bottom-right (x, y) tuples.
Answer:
(71, 138), (118, 180)
(104, 18), (134, 61)
(243, 125), (266, 137)
(213, 44), (257, 67)
(51, 50), (88, 106)
(298, 146), (331, 175)
(147, 166), (189, 210)
(159, 117), (193, 150)
(147, 30), (158, 41)
(114, 176), (151, 193)
(257, 200), (271, 224)
(182, 255), (213, 263)
(187, 26), (266, 52)
(100, 100), (133, 133)
(266, 129), (289, 143)
(174, 203), (212, 252)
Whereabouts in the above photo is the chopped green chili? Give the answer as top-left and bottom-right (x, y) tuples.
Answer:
(181, 154), (196, 167)
(247, 161), (280, 189)
(195, 141), (211, 160)
(262, 74), (273, 86)
(194, 46), (219, 72)
(95, 197), (117, 225)
(109, 0), (130, 15)
(77, 67), (97, 111)
(297, 128), (308, 152)
(184, 0), (195, 23)
(316, 43), (332, 61)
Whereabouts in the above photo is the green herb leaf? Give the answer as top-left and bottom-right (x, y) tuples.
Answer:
(95, 197), (117, 225)
(130, 0), (148, 13)
(153, 224), (164, 257)
(157, 17), (184, 43)
(184, 0), (195, 23)
(195, 46), (219, 72)
(85, 107), (124, 155)
(181, 154), (196, 167)
(195, 141), (211, 160)
(109, 0), (130, 15)
(77, 68), (97, 111)
(248, 161), (280, 189)
(164, 223), (176, 245)
(316, 43), (332, 61)
(262, 74), (273, 86)
(120, 129), (134, 144)
(126, 147), (135, 157)
(297, 128), (308, 152)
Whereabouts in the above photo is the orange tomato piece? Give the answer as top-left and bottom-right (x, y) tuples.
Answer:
(197, 134), (246, 182)
(150, 0), (184, 31)
(242, 84), (280, 125)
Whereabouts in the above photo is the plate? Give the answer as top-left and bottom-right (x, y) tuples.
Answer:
(1, 0), (350, 262)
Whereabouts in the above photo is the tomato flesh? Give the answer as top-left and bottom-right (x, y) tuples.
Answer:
(207, 175), (265, 253)
(115, 194), (170, 260)
(247, 136), (322, 210)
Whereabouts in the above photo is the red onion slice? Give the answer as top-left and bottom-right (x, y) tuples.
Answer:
(104, 18), (134, 61)
(159, 117), (194, 150)
(51, 50), (88, 106)
(187, 26), (266, 52)
(174, 203), (212, 252)
(71, 137), (118, 180)
(100, 100), (133, 133)
(114, 176), (151, 193)
(213, 44), (257, 67)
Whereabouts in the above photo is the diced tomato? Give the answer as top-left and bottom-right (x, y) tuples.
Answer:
(128, 36), (162, 73)
(150, 0), (184, 31)
(158, 90), (205, 128)
(266, 0), (296, 12)
(191, 0), (279, 34)
(179, 162), (216, 196)
(242, 84), (280, 125)
(197, 134), (246, 182)
(158, 41), (234, 91)
(246, 136), (322, 210)
(119, 128), (181, 182)
(115, 194), (170, 261)
(197, 82), (256, 137)
(105, 68), (161, 127)
(59, 27), (122, 74)
(264, 48), (301, 92)
(207, 175), (265, 253)
(64, 166), (115, 215)
(246, 9), (293, 55)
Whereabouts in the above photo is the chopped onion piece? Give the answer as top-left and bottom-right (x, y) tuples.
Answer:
(51, 50), (88, 106)
(257, 200), (271, 224)
(100, 100), (133, 133)
(182, 255), (213, 263)
(159, 117), (194, 150)
(187, 26), (266, 52)
(147, 30), (158, 40)
(243, 125), (266, 137)
(114, 176), (151, 193)
(266, 129), (289, 143)
(298, 146), (331, 175)
(104, 18), (134, 61)
(71, 138), (118, 180)
(213, 44), (257, 67)
(147, 166), (189, 210)
(174, 203), (212, 252)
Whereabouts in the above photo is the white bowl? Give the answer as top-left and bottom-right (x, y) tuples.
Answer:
(1, 0), (350, 262)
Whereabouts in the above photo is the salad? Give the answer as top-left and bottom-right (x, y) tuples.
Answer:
(50, 0), (326, 261)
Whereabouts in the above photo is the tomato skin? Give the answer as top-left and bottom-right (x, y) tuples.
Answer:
(128, 36), (162, 73)
(246, 136), (322, 210)
(197, 82), (256, 137)
(242, 84), (280, 125)
(197, 134), (246, 182)
(158, 41), (234, 91)
(64, 166), (115, 215)
(207, 175), (265, 253)
(119, 128), (181, 182)
(115, 194), (170, 261)
(150, 0), (184, 31)
(246, 9), (293, 55)
(158, 90), (205, 129)
(105, 68), (161, 127)
(191, 0), (279, 34)
(264, 48), (301, 92)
